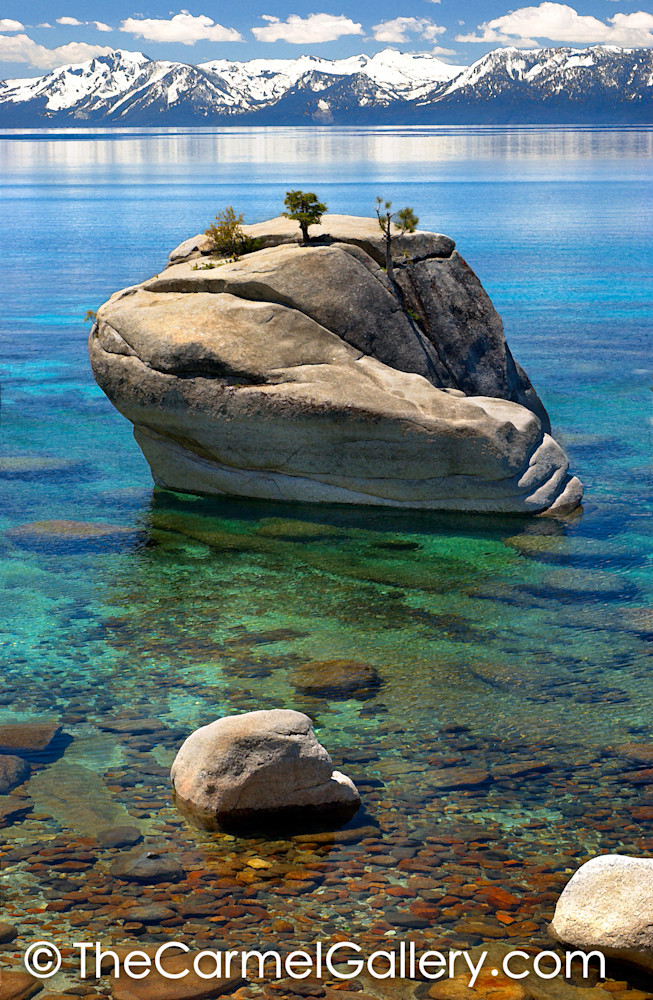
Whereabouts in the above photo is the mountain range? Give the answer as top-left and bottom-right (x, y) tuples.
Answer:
(0, 45), (651, 126)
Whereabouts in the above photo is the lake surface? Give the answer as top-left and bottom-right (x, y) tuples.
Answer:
(0, 127), (652, 988)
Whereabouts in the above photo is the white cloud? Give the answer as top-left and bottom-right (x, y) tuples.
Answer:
(0, 33), (112, 69)
(54, 17), (113, 32)
(120, 10), (242, 44)
(456, 3), (653, 48)
(0, 18), (23, 32)
(431, 45), (459, 56)
(371, 16), (446, 43)
(252, 12), (363, 44)
(422, 24), (447, 41)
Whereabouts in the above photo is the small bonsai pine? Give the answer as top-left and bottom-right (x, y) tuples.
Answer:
(375, 198), (419, 283)
(205, 206), (248, 260)
(282, 190), (327, 244)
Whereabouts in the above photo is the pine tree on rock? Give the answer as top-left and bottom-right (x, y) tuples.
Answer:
(283, 190), (327, 244)
(375, 198), (419, 284)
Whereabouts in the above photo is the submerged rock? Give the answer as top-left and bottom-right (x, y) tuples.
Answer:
(0, 796), (33, 827)
(549, 854), (653, 972)
(96, 824), (143, 848)
(7, 519), (136, 551)
(0, 455), (78, 479)
(110, 947), (243, 1000)
(290, 659), (381, 699)
(0, 756), (29, 794)
(91, 214), (582, 514)
(110, 850), (186, 884)
(170, 709), (360, 832)
(0, 970), (42, 1000)
(28, 760), (133, 835)
(0, 721), (61, 756)
(0, 922), (18, 945)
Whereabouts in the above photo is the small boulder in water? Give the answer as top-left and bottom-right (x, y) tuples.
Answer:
(110, 850), (185, 884)
(550, 854), (653, 972)
(171, 709), (360, 832)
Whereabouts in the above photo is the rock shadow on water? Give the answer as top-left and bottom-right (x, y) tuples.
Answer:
(172, 788), (367, 839)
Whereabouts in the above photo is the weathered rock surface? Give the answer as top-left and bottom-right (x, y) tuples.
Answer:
(549, 854), (653, 972)
(91, 215), (582, 514)
(170, 709), (360, 831)
(168, 213), (456, 266)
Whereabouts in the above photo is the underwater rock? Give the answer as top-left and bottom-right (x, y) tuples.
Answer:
(290, 659), (381, 699)
(0, 796), (33, 827)
(28, 760), (133, 835)
(0, 970), (42, 1000)
(0, 922), (18, 945)
(90, 215), (582, 515)
(110, 946), (243, 1000)
(0, 455), (78, 479)
(6, 519), (136, 551)
(171, 709), (360, 832)
(428, 766), (491, 790)
(623, 606), (653, 638)
(96, 824), (143, 848)
(427, 942), (612, 999)
(0, 721), (61, 756)
(0, 756), (29, 794)
(550, 854), (653, 972)
(109, 849), (186, 884)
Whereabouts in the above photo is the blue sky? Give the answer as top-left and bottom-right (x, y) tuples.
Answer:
(1, 1), (652, 77)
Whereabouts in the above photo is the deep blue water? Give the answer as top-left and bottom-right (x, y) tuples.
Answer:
(0, 127), (652, 960)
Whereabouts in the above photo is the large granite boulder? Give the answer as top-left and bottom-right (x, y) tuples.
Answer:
(549, 854), (653, 972)
(170, 709), (360, 832)
(90, 215), (582, 514)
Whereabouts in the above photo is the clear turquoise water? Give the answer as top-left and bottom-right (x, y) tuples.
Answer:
(0, 127), (652, 962)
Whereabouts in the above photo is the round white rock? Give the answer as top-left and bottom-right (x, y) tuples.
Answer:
(550, 854), (653, 972)
(171, 709), (360, 832)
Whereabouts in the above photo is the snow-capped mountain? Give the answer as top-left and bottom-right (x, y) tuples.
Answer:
(0, 45), (650, 126)
(0, 48), (463, 125)
(413, 46), (653, 123)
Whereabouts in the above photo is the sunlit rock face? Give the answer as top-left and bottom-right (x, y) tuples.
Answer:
(90, 215), (582, 514)
(171, 709), (360, 832)
(550, 855), (653, 973)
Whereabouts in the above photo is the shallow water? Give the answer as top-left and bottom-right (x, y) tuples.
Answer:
(0, 127), (652, 982)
